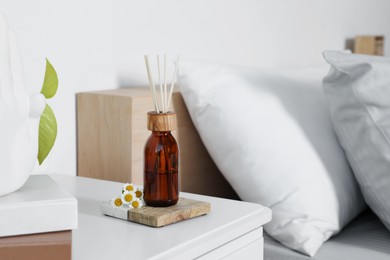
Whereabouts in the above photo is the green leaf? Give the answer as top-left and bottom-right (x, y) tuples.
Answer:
(40, 58), (58, 99)
(38, 104), (57, 165)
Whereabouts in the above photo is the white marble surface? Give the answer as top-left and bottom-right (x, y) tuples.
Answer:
(51, 174), (271, 260)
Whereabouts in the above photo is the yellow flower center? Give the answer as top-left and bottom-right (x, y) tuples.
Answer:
(124, 193), (133, 202)
(135, 191), (143, 198)
(114, 198), (122, 207)
(126, 185), (134, 191)
(132, 201), (140, 208)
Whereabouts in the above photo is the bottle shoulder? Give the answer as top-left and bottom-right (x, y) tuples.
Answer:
(145, 131), (178, 152)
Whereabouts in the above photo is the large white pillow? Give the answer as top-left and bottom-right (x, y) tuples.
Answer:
(178, 61), (365, 256)
(323, 50), (390, 231)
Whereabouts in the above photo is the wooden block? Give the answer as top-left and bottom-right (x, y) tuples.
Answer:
(101, 197), (211, 227)
(354, 35), (384, 56)
(76, 88), (239, 200)
(76, 88), (153, 185)
(0, 231), (72, 260)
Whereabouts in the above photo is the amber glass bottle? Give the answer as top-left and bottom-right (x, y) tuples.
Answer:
(144, 112), (179, 207)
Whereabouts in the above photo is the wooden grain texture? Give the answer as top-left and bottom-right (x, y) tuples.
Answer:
(354, 35), (384, 56)
(76, 88), (239, 199)
(101, 197), (211, 227)
(147, 111), (176, 131)
(0, 231), (71, 260)
(76, 88), (152, 184)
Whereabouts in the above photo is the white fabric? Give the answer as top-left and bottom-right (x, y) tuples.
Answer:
(323, 50), (390, 231)
(178, 61), (365, 256)
(265, 210), (390, 260)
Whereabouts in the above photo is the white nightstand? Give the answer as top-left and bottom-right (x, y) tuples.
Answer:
(51, 175), (271, 260)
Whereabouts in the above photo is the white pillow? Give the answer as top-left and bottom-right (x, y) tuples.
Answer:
(323, 50), (390, 231)
(178, 61), (365, 256)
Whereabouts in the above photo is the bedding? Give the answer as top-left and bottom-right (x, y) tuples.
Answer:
(264, 210), (390, 260)
(323, 51), (390, 231)
(178, 61), (365, 256)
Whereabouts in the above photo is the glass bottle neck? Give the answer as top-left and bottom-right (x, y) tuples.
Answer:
(151, 131), (172, 136)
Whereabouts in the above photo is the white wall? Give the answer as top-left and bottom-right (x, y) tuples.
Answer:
(1, 0), (390, 175)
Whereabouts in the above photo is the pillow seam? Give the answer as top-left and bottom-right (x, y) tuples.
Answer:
(351, 75), (390, 152)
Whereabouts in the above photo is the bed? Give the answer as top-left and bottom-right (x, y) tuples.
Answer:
(170, 90), (390, 260)
(170, 55), (390, 260)
(169, 91), (390, 260)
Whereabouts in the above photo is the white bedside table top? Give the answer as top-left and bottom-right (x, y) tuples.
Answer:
(51, 174), (271, 260)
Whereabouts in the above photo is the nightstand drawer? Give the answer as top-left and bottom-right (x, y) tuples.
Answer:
(198, 228), (263, 260)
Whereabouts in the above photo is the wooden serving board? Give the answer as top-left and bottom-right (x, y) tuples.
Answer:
(101, 197), (211, 227)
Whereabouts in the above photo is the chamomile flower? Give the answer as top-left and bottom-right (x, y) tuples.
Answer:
(121, 191), (135, 205)
(111, 197), (123, 208)
(122, 183), (135, 193)
(135, 186), (143, 199)
(131, 198), (144, 209)
(111, 183), (145, 210)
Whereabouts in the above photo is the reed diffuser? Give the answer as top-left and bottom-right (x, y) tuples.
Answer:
(143, 55), (180, 207)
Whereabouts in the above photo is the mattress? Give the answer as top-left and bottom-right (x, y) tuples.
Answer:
(264, 209), (390, 260)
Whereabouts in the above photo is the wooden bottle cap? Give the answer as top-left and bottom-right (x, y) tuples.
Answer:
(147, 111), (176, 131)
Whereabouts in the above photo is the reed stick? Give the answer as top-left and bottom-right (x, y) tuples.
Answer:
(144, 55), (159, 112)
(144, 54), (180, 114)
(163, 55), (167, 113)
(157, 55), (164, 113)
(166, 55), (180, 110)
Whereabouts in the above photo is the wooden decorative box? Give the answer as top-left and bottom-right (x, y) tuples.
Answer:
(76, 88), (238, 199)
(76, 89), (154, 185)
(354, 35), (384, 56)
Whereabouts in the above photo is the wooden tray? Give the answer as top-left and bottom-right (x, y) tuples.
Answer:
(101, 197), (211, 227)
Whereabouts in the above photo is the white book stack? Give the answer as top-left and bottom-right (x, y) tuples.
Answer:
(0, 174), (78, 237)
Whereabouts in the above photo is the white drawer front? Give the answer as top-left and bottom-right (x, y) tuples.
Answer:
(197, 227), (263, 260)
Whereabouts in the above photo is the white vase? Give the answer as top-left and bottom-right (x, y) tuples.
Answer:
(0, 15), (46, 196)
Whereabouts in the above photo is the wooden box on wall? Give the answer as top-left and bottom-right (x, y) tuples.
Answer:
(76, 88), (238, 199)
(354, 35), (384, 56)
